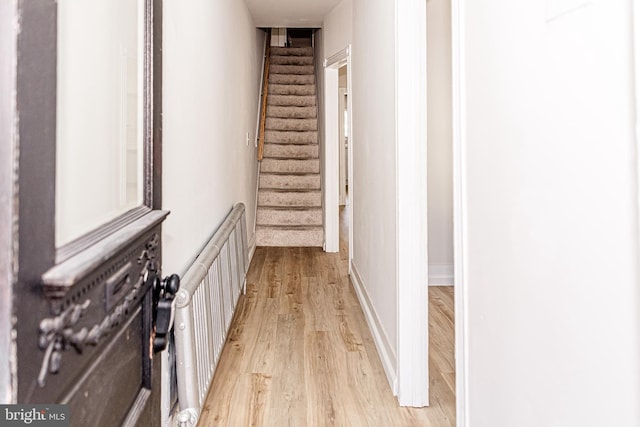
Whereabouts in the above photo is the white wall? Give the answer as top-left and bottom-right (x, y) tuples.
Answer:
(461, 1), (640, 425)
(350, 0), (399, 387)
(426, 0), (453, 285)
(163, 0), (264, 276)
(323, 0), (352, 58)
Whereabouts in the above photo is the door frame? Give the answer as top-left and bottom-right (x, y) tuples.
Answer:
(395, 0), (429, 406)
(452, 0), (468, 424)
(323, 46), (353, 266)
(395, 0), (468, 411)
(338, 87), (348, 206)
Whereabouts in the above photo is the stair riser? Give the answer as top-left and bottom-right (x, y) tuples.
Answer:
(258, 191), (321, 207)
(271, 47), (314, 56)
(270, 85), (316, 96)
(270, 56), (314, 65)
(263, 144), (318, 159)
(265, 131), (317, 144)
(256, 227), (323, 247)
(260, 174), (320, 190)
(266, 118), (317, 132)
(267, 105), (316, 119)
(257, 209), (322, 226)
(268, 95), (316, 107)
(261, 159), (319, 174)
(269, 74), (315, 85)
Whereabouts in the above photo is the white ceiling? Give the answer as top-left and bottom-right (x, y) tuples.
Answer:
(244, 0), (343, 28)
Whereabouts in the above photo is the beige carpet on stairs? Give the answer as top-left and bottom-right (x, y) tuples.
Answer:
(256, 46), (323, 247)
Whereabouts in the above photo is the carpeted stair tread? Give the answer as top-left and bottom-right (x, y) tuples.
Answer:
(268, 95), (316, 107)
(270, 46), (314, 56)
(270, 64), (315, 75)
(257, 207), (323, 226)
(266, 105), (316, 119)
(264, 130), (318, 144)
(270, 84), (316, 96)
(260, 174), (320, 190)
(257, 45), (322, 247)
(263, 143), (318, 159)
(266, 117), (317, 131)
(269, 74), (315, 85)
(270, 55), (314, 65)
(261, 158), (319, 174)
(255, 226), (324, 247)
(258, 190), (321, 207)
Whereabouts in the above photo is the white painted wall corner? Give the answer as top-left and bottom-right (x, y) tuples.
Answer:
(428, 264), (454, 286)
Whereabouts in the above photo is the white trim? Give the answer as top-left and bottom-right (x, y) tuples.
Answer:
(338, 87), (348, 206)
(428, 264), (454, 286)
(248, 232), (257, 264)
(452, 0), (469, 425)
(350, 261), (398, 393)
(324, 46), (353, 258)
(346, 57), (354, 275)
(323, 67), (340, 253)
(395, 0), (429, 407)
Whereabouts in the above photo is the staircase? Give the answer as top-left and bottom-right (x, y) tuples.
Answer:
(256, 46), (324, 247)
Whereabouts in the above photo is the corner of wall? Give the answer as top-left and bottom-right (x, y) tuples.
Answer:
(428, 264), (454, 286)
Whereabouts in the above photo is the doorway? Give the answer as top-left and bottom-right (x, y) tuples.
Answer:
(323, 46), (353, 270)
(338, 68), (348, 208)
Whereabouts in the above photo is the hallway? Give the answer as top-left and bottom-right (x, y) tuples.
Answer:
(199, 209), (455, 426)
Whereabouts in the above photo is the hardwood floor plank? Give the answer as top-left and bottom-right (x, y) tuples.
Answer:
(302, 276), (332, 332)
(336, 313), (363, 352)
(304, 331), (346, 426)
(301, 247), (318, 278)
(261, 247), (284, 299)
(197, 208), (456, 426)
(281, 248), (304, 315)
(247, 298), (278, 374)
(199, 340), (244, 425)
(226, 373), (270, 426)
(344, 350), (394, 427)
(269, 313), (307, 426)
(246, 246), (267, 286)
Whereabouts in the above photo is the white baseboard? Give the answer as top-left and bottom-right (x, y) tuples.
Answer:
(245, 233), (257, 295)
(248, 232), (257, 264)
(428, 264), (454, 286)
(350, 261), (398, 395)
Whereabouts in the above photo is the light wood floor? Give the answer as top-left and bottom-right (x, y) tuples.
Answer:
(198, 210), (455, 426)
